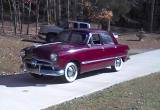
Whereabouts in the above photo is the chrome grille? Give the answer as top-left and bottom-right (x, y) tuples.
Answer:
(24, 58), (54, 71)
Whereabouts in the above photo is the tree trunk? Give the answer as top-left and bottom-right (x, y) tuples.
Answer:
(7, 0), (13, 22)
(20, 0), (25, 35)
(81, 0), (84, 18)
(0, 0), (4, 33)
(47, 0), (50, 24)
(12, 0), (17, 35)
(58, 0), (61, 25)
(36, 0), (40, 34)
(17, 0), (21, 35)
(67, 0), (70, 21)
(74, 0), (77, 20)
(27, 2), (32, 35)
(53, 0), (57, 24)
(150, 0), (155, 32)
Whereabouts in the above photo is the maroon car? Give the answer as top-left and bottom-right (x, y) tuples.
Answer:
(20, 29), (129, 82)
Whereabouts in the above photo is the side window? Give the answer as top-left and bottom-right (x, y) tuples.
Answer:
(100, 33), (114, 44)
(80, 24), (88, 28)
(92, 34), (101, 45)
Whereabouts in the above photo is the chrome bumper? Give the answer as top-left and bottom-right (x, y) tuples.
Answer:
(21, 58), (64, 76)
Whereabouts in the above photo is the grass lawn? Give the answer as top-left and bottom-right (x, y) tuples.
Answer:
(45, 72), (160, 110)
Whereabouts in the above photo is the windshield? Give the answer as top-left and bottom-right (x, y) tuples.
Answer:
(55, 31), (88, 44)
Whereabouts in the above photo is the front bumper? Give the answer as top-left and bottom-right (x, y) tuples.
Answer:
(21, 58), (64, 76)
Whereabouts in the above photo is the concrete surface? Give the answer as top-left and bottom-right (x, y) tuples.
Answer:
(0, 49), (160, 110)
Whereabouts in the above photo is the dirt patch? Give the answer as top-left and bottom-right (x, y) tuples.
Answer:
(0, 36), (31, 74)
(118, 33), (160, 49)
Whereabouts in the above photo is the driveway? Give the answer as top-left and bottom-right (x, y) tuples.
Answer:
(0, 49), (160, 110)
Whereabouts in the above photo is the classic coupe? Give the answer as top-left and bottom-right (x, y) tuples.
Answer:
(20, 29), (129, 82)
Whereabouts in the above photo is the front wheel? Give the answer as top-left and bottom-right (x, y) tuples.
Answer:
(111, 57), (123, 72)
(63, 62), (78, 83)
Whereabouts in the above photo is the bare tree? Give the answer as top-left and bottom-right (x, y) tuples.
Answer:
(53, 0), (57, 24)
(46, 0), (50, 24)
(74, 0), (77, 20)
(17, 0), (22, 35)
(20, 0), (25, 34)
(0, 0), (4, 32)
(58, 0), (61, 25)
(36, 0), (40, 34)
(67, 0), (70, 21)
(27, 1), (32, 34)
(12, 0), (17, 35)
(150, 0), (155, 32)
(7, 0), (13, 21)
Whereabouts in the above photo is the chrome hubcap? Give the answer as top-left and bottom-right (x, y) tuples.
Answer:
(115, 58), (121, 67)
(67, 66), (76, 78)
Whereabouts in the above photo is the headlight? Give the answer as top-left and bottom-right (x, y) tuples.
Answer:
(20, 50), (26, 57)
(50, 53), (58, 62)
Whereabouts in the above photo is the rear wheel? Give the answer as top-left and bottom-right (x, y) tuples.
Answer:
(63, 62), (78, 83)
(111, 57), (123, 72)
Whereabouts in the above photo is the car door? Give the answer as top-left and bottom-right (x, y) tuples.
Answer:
(81, 33), (105, 73)
(100, 32), (118, 66)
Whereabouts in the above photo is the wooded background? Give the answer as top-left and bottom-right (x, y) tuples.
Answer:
(0, 0), (159, 36)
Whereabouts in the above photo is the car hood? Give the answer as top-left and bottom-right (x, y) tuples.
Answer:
(31, 42), (85, 60)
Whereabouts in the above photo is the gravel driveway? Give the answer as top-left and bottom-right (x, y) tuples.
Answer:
(0, 49), (160, 110)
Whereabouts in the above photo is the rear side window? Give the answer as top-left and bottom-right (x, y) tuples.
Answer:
(100, 33), (114, 44)
(80, 24), (89, 28)
(73, 23), (78, 28)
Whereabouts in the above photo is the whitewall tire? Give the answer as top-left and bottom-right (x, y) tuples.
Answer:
(63, 62), (78, 83)
(111, 57), (123, 72)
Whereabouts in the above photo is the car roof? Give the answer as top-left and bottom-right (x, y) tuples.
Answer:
(65, 28), (108, 34)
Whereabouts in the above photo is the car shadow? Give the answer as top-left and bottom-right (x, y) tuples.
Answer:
(78, 68), (113, 79)
(0, 74), (64, 87)
(0, 68), (113, 88)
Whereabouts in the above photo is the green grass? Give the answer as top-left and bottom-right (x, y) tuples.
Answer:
(45, 72), (160, 110)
